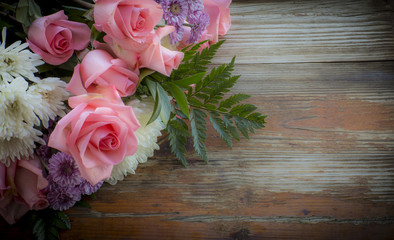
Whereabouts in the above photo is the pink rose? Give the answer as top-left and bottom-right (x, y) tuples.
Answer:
(27, 10), (91, 65)
(139, 26), (184, 76)
(94, 0), (162, 47)
(97, 26), (184, 76)
(203, 0), (232, 43)
(0, 156), (48, 225)
(48, 87), (140, 185)
(67, 49), (139, 97)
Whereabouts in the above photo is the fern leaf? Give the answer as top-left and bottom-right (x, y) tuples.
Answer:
(190, 108), (208, 162)
(166, 119), (189, 166)
(223, 114), (240, 141)
(219, 93), (250, 110)
(209, 111), (232, 147)
(230, 104), (258, 118)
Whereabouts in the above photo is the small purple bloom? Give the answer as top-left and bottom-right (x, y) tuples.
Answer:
(170, 24), (185, 45)
(162, 0), (188, 27)
(47, 183), (82, 211)
(35, 135), (52, 164)
(48, 152), (83, 186)
(79, 179), (104, 195)
(187, 12), (210, 43)
(187, 0), (204, 14)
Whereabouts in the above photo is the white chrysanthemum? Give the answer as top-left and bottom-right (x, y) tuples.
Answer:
(106, 97), (165, 185)
(28, 77), (70, 128)
(0, 27), (43, 82)
(0, 76), (46, 165)
(0, 76), (41, 139)
(0, 125), (44, 167)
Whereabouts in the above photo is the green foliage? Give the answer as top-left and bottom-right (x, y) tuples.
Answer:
(142, 40), (266, 165)
(15, 0), (41, 30)
(190, 108), (208, 162)
(166, 118), (189, 166)
(29, 209), (71, 240)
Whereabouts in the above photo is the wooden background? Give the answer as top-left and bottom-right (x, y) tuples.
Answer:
(2, 0), (394, 239)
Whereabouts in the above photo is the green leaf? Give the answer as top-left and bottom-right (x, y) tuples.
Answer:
(167, 119), (189, 166)
(32, 218), (45, 240)
(219, 93), (250, 110)
(209, 112), (232, 148)
(54, 211), (71, 230)
(167, 83), (189, 119)
(190, 108), (208, 163)
(73, 199), (92, 209)
(146, 79), (173, 126)
(139, 68), (155, 84)
(188, 97), (202, 107)
(171, 72), (206, 87)
(156, 83), (173, 126)
(171, 40), (225, 81)
(147, 86), (161, 125)
(230, 104), (258, 118)
(223, 115), (240, 141)
(16, 0), (41, 29)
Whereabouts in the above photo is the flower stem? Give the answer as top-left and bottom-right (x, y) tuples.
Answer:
(72, 0), (94, 9)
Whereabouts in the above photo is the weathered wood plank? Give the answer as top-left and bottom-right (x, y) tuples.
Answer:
(2, 0), (394, 239)
(215, 0), (394, 64)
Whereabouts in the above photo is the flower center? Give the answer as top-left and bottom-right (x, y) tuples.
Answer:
(60, 163), (73, 176)
(170, 3), (181, 15)
(4, 57), (14, 65)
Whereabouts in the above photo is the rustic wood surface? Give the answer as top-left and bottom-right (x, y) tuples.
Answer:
(2, 0), (394, 239)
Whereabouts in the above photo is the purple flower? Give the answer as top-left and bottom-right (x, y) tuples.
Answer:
(162, 0), (188, 26)
(187, 12), (210, 43)
(187, 0), (204, 14)
(48, 152), (83, 186)
(35, 135), (52, 164)
(170, 24), (185, 45)
(79, 179), (104, 195)
(47, 183), (82, 211)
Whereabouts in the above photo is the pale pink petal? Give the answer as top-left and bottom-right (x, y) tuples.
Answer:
(67, 64), (88, 95)
(56, 19), (91, 50)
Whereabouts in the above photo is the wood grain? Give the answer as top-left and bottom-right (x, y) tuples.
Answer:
(2, 0), (394, 239)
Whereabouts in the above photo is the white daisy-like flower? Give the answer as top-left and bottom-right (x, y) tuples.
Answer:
(0, 75), (45, 165)
(0, 27), (43, 82)
(0, 125), (44, 167)
(28, 77), (70, 128)
(0, 76), (41, 139)
(106, 97), (165, 185)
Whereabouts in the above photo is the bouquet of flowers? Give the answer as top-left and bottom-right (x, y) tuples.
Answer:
(0, 0), (266, 239)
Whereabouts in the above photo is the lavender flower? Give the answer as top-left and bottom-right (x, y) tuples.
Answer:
(48, 152), (83, 186)
(162, 0), (188, 26)
(45, 152), (104, 211)
(162, 0), (189, 44)
(35, 135), (52, 164)
(170, 24), (185, 45)
(47, 182), (82, 211)
(79, 179), (104, 195)
(187, 12), (210, 43)
(187, 0), (204, 16)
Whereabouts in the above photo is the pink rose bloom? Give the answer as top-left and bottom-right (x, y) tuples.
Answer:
(139, 26), (184, 76)
(48, 87), (140, 185)
(94, 0), (162, 47)
(67, 49), (139, 97)
(96, 26), (184, 76)
(27, 10), (91, 65)
(0, 156), (49, 225)
(203, 0), (232, 43)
